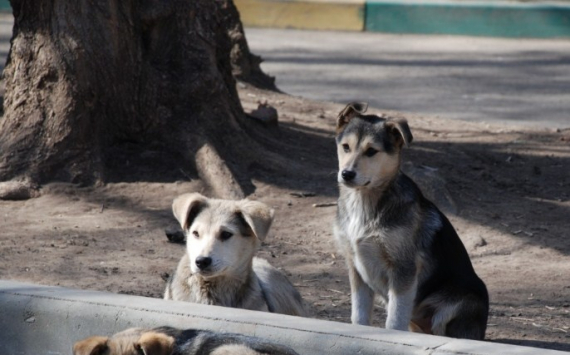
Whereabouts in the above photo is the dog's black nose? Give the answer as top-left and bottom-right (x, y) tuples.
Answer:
(342, 169), (356, 181)
(195, 256), (212, 270)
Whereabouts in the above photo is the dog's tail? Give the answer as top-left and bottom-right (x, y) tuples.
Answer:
(253, 257), (306, 317)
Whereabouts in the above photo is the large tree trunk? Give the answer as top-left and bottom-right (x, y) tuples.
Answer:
(0, 0), (271, 199)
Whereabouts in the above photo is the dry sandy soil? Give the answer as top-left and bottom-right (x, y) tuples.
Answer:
(0, 84), (568, 352)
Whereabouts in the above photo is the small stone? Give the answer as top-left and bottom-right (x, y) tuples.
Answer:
(248, 103), (278, 126)
(165, 228), (185, 244)
(474, 237), (487, 248)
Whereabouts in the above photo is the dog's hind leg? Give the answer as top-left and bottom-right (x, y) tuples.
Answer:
(445, 316), (486, 340)
(432, 299), (487, 340)
(446, 299), (488, 340)
(348, 265), (375, 325)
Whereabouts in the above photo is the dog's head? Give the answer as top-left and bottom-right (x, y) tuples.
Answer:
(73, 328), (174, 355)
(172, 193), (274, 279)
(335, 102), (413, 189)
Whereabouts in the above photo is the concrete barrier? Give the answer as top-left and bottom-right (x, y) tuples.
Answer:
(0, 280), (566, 355)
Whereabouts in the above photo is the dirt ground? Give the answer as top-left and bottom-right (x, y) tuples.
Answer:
(0, 84), (568, 352)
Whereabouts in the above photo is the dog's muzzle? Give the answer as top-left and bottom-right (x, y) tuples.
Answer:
(195, 256), (212, 270)
(341, 169), (356, 182)
(339, 169), (370, 187)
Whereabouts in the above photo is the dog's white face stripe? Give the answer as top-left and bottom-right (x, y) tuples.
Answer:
(337, 131), (400, 188)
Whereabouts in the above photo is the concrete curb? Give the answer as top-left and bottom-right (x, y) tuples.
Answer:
(0, 280), (566, 355)
(235, 0), (570, 38)
(234, 0), (365, 31)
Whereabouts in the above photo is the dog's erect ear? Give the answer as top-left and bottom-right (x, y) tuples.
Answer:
(135, 332), (174, 355)
(172, 193), (208, 231)
(337, 102), (368, 132)
(73, 336), (109, 355)
(385, 118), (413, 148)
(238, 200), (275, 241)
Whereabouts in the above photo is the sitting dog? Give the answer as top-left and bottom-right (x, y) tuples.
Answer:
(333, 102), (489, 339)
(164, 193), (305, 316)
(73, 326), (300, 355)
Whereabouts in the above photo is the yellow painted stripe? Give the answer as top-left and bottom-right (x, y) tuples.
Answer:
(234, 0), (365, 31)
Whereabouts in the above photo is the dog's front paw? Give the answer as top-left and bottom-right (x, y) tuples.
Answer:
(385, 316), (411, 331)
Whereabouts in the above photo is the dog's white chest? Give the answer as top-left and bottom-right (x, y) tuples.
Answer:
(338, 202), (391, 298)
(340, 191), (374, 241)
(346, 212), (368, 243)
(351, 233), (391, 298)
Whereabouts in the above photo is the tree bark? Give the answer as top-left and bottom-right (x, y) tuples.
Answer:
(0, 0), (268, 198)
(219, 0), (277, 91)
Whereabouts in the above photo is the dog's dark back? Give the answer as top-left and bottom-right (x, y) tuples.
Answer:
(154, 327), (300, 355)
(387, 174), (489, 338)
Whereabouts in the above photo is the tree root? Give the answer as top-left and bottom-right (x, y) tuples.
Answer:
(195, 142), (245, 200)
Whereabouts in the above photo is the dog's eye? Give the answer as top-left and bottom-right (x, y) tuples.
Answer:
(342, 144), (350, 152)
(364, 148), (378, 157)
(220, 231), (233, 241)
(192, 231), (199, 238)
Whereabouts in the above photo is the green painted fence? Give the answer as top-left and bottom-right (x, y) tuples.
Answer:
(366, 1), (570, 38)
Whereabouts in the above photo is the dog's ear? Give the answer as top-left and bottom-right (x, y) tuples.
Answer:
(238, 200), (274, 241)
(337, 102), (368, 132)
(172, 193), (208, 231)
(135, 332), (174, 355)
(73, 336), (109, 355)
(385, 118), (413, 148)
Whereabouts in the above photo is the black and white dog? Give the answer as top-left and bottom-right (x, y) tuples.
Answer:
(333, 102), (489, 339)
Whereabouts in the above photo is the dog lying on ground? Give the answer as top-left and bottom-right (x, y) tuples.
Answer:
(73, 326), (300, 355)
(333, 102), (489, 339)
(164, 193), (305, 316)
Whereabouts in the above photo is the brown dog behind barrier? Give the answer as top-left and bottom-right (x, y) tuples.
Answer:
(73, 326), (300, 355)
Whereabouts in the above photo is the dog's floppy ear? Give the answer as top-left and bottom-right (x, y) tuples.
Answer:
(135, 332), (174, 355)
(337, 102), (368, 132)
(238, 200), (274, 241)
(172, 193), (208, 231)
(73, 336), (108, 355)
(385, 118), (413, 148)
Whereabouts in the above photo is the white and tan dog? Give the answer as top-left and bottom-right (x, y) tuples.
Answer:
(164, 193), (305, 316)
